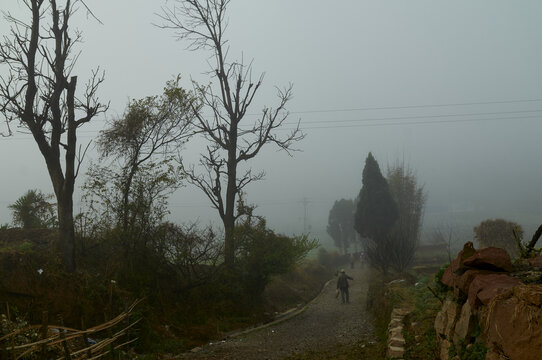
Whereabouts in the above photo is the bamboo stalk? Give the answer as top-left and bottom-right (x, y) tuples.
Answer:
(58, 317), (71, 360)
(3, 299), (141, 360)
(80, 319), (92, 359)
(39, 311), (48, 360)
(6, 303), (15, 360)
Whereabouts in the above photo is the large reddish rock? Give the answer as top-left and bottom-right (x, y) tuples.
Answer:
(468, 274), (522, 307)
(440, 263), (458, 289)
(484, 285), (542, 360)
(485, 350), (509, 360)
(462, 247), (513, 272)
(441, 242), (477, 289)
(456, 269), (493, 296)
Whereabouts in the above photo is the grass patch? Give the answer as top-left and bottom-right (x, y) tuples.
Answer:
(364, 270), (405, 359)
(401, 273), (443, 359)
(263, 261), (332, 314)
(364, 266), (445, 360)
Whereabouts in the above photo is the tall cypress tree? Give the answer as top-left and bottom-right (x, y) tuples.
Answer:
(354, 153), (398, 240)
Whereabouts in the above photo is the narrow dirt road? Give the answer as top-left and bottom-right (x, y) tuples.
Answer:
(176, 266), (375, 359)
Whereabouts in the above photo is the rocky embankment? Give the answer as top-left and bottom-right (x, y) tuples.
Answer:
(435, 242), (542, 360)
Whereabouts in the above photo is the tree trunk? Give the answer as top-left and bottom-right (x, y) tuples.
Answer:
(526, 224), (542, 258)
(57, 197), (76, 272)
(0, 1), (104, 273)
(223, 163), (237, 267)
(223, 127), (238, 268)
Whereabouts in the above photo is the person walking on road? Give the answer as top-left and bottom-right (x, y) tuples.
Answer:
(337, 269), (353, 304)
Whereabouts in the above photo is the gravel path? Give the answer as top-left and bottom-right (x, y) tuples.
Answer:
(176, 266), (375, 360)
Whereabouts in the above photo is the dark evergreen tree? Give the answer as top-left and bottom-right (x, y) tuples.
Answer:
(327, 199), (355, 254)
(354, 152), (398, 273)
(354, 153), (398, 239)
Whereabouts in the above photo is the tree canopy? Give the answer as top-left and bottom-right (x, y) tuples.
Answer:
(474, 218), (521, 257)
(82, 78), (195, 248)
(386, 163), (426, 272)
(327, 198), (355, 254)
(9, 190), (57, 229)
(354, 152), (398, 240)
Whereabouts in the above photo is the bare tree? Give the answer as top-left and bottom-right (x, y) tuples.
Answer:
(386, 163), (426, 273)
(159, 0), (304, 267)
(0, 0), (107, 271)
(431, 225), (456, 263)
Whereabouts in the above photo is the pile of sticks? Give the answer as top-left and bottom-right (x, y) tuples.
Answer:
(0, 299), (141, 360)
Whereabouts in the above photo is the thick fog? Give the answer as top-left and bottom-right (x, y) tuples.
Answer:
(1, 1), (541, 247)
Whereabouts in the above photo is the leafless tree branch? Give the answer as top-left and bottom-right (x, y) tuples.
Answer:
(159, 0), (304, 266)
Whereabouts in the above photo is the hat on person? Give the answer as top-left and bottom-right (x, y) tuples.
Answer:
(340, 269), (345, 273)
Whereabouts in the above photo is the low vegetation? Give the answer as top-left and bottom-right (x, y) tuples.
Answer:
(0, 223), (329, 356)
(363, 262), (448, 359)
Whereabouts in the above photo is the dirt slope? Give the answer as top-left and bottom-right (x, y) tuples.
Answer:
(176, 266), (375, 359)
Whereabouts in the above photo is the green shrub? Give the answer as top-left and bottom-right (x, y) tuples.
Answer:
(235, 217), (319, 296)
(18, 240), (34, 253)
(316, 247), (342, 269)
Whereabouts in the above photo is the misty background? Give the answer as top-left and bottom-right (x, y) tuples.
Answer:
(1, 0), (541, 249)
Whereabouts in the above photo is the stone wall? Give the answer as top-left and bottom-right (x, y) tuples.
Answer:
(434, 242), (542, 360)
(387, 307), (410, 359)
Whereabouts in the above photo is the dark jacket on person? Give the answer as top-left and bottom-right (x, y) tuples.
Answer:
(337, 273), (353, 289)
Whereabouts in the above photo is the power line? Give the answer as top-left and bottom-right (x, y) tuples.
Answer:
(91, 98), (542, 120)
(248, 98), (542, 116)
(292, 109), (542, 126)
(2, 100), (542, 141)
(290, 115), (541, 130)
(1, 113), (540, 141)
(80, 109), (542, 131)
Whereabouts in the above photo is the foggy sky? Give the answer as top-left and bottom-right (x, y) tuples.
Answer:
(1, 1), (542, 246)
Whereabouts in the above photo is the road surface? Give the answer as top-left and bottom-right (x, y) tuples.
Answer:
(176, 265), (375, 359)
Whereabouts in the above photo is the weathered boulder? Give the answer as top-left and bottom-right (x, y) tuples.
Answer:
(468, 274), (522, 307)
(439, 339), (451, 360)
(485, 349), (508, 360)
(462, 247), (513, 272)
(435, 300), (460, 339)
(453, 301), (476, 345)
(441, 242), (477, 288)
(456, 269), (492, 296)
(483, 285), (542, 360)
(441, 263), (457, 289)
